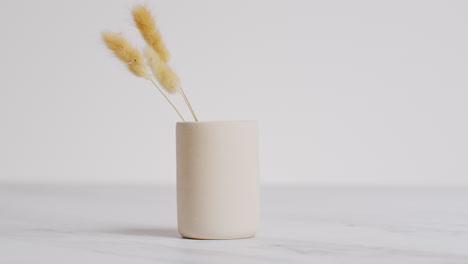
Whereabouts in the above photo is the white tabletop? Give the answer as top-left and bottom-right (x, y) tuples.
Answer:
(1, 184), (467, 264)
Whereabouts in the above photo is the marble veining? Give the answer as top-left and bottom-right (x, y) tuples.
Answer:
(1, 184), (467, 264)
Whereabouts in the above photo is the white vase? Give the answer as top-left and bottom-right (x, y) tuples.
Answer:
(176, 121), (259, 239)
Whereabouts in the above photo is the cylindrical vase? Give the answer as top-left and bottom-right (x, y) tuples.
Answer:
(176, 121), (259, 239)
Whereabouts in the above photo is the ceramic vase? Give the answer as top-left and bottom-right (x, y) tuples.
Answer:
(176, 121), (259, 239)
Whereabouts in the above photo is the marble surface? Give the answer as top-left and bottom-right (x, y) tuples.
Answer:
(1, 184), (467, 264)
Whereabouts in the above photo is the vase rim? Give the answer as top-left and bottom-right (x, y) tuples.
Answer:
(177, 120), (257, 125)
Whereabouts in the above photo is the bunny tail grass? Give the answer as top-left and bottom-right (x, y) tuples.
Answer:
(150, 79), (185, 121)
(102, 31), (150, 79)
(132, 5), (170, 62)
(144, 46), (180, 94)
(144, 47), (198, 121)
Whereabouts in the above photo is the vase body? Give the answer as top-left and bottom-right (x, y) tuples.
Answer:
(176, 121), (259, 239)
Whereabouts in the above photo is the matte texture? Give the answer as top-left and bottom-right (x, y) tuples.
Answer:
(176, 121), (259, 239)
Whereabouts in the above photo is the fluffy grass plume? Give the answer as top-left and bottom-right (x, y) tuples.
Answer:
(132, 5), (170, 62)
(144, 47), (180, 93)
(102, 31), (150, 79)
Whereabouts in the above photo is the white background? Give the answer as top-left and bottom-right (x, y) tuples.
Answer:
(1, 0), (467, 185)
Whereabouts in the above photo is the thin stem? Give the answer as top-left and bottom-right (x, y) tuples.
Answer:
(179, 87), (198, 122)
(149, 79), (185, 121)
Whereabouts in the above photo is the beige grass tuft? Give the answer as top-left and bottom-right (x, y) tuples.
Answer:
(132, 5), (170, 62)
(102, 31), (150, 79)
(144, 46), (180, 93)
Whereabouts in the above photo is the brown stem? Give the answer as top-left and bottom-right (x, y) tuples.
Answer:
(150, 80), (185, 121)
(179, 87), (198, 122)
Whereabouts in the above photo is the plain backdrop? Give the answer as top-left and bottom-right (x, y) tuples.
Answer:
(1, 0), (467, 185)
